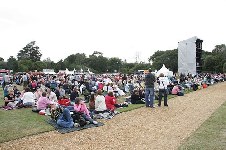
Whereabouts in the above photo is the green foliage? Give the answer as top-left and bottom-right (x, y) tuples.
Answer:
(7, 56), (18, 72)
(64, 53), (87, 70)
(33, 61), (47, 71)
(212, 44), (226, 53)
(150, 49), (178, 73)
(107, 57), (122, 73)
(223, 62), (226, 73)
(0, 57), (4, 61)
(0, 61), (7, 69)
(18, 60), (33, 72)
(55, 59), (66, 72)
(87, 53), (109, 73)
(43, 57), (55, 69)
(17, 41), (42, 62)
(203, 55), (217, 72)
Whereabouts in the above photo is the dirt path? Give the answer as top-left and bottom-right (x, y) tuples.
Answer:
(1, 82), (226, 150)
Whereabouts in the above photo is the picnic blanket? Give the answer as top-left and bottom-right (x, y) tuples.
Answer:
(46, 118), (104, 134)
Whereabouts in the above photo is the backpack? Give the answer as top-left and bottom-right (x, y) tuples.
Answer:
(71, 111), (87, 127)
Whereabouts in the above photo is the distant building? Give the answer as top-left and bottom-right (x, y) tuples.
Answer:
(178, 36), (203, 75)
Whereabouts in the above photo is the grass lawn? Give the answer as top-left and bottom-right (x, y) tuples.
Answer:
(0, 88), (54, 143)
(179, 100), (226, 150)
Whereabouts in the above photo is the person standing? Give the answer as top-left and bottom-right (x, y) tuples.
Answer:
(158, 73), (169, 107)
(144, 68), (156, 108)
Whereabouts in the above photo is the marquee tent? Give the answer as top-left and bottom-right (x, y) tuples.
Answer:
(156, 64), (173, 77)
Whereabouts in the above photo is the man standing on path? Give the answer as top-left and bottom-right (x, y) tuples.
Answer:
(144, 68), (156, 108)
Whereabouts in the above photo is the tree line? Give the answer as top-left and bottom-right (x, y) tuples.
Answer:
(0, 41), (226, 74)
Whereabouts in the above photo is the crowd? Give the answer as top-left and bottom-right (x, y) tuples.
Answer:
(1, 70), (226, 128)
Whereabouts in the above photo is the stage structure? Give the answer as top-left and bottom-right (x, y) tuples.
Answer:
(178, 36), (203, 75)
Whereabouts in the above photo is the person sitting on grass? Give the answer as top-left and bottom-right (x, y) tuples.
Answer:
(4, 89), (16, 108)
(70, 87), (79, 102)
(37, 92), (54, 111)
(74, 98), (98, 125)
(57, 108), (74, 128)
(21, 87), (35, 107)
(171, 84), (180, 95)
(46, 88), (58, 103)
(34, 88), (42, 103)
(105, 91), (128, 114)
(130, 90), (145, 104)
(89, 92), (96, 112)
(94, 89), (107, 113)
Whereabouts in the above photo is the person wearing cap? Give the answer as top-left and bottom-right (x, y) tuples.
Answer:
(144, 68), (156, 108)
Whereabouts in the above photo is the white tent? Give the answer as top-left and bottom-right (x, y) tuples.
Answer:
(43, 69), (56, 75)
(65, 68), (75, 75)
(156, 64), (173, 77)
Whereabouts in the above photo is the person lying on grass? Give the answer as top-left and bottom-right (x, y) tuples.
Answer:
(74, 98), (98, 125)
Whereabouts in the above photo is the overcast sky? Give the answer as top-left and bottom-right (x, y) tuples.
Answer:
(1, 0), (226, 63)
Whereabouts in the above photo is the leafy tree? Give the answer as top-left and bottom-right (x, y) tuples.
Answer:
(107, 57), (122, 72)
(150, 49), (178, 73)
(87, 52), (108, 73)
(64, 53), (87, 70)
(120, 63), (136, 74)
(55, 59), (66, 72)
(43, 57), (55, 69)
(0, 57), (4, 61)
(203, 55), (218, 72)
(223, 62), (226, 73)
(33, 61), (46, 71)
(17, 41), (42, 62)
(212, 44), (226, 53)
(0, 61), (7, 69)
(7, 56), (18, 72)
(18, 60), (33, 72)
(129, 63), (152, 74)
(148, 50), (165, 63)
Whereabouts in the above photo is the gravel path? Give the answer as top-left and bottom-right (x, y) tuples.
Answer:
(1, 82), (226, 150)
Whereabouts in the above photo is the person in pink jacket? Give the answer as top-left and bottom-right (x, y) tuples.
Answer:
(37, 92), (54, 110)
(171, 85), (180, 95)
(74, 98), (98, 125)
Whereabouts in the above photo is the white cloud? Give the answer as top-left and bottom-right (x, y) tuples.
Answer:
(0, 0), (226, 62)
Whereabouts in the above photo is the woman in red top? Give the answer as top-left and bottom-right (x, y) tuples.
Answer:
(105, 91), (117, 112)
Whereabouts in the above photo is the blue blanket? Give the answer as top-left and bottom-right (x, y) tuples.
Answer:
(47, 119), (104, 134)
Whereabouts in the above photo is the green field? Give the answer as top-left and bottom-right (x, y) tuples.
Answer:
(0, 88), (54, 143)
(179, 101), (226, 150)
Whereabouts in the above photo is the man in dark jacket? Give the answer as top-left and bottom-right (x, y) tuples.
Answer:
(144, 68), (156, 108)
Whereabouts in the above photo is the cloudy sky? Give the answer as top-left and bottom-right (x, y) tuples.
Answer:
(1, 0), (226, 63)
